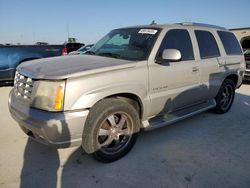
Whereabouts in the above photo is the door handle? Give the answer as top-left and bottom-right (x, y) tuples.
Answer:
(192, 67), (199, 72)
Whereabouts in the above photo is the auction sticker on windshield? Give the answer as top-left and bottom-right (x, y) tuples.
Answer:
(138, 29), (158, 35)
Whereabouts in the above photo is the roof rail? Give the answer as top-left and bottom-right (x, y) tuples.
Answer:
(180, 22), (226, 30)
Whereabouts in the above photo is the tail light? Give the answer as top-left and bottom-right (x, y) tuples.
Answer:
(61, 47), (67, 56)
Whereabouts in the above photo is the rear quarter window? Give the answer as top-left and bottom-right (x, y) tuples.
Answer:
(195, 30), (220, 59)
(217, 31), (242, 55)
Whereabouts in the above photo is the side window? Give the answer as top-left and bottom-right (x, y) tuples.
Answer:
(217, 31), (242, 55)
(159, 29), (194, 61)
(195, 30), (220, 59)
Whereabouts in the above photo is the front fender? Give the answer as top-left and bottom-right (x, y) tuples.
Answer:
(68, 82), (148, 111)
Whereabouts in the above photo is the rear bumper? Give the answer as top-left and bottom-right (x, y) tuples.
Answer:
(244, 69), (250, 80)
(8, 89), (89, 148)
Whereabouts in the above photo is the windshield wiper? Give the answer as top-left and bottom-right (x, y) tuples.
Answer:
(97, 52), (121, 59)
(85, 50), (96, 55)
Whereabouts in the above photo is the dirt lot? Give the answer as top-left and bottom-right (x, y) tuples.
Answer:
(0, 84), (249, 188)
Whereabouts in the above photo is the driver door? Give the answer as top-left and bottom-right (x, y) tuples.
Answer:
(148, 29), (202, 117)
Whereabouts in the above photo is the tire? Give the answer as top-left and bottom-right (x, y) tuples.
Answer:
(213, 79), (235, 114)
(82, 98), (140, 163)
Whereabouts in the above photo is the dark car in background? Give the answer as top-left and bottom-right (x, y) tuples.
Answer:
(0, 42), (84, 86)
(65, 43), (85, 55)
(244, 49), (250, 80)
(241, 37), (250, 81)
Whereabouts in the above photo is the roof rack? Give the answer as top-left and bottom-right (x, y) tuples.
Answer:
(180, 22), (226, 30)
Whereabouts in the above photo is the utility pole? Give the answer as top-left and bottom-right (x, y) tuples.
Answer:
(67, 23), (70, 40)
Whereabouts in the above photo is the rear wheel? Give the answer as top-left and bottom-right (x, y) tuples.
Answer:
(82, 98), (140, 163)
(213, 79), (235, 114)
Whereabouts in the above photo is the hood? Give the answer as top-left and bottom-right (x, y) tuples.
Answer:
(17, 55), (135, 79)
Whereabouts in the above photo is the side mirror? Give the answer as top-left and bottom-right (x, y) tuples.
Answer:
(161, 49), (181, 62)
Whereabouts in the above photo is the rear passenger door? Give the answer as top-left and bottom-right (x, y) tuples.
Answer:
(194, 30), (223, 100)
(148, 29), (202, 116)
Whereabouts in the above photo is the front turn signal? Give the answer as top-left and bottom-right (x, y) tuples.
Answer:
(54, 85), (64, 110)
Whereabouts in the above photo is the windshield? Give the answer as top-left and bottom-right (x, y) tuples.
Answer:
(89, 28), (160, 61)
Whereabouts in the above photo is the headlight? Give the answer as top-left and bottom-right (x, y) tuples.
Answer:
(31, 80), (66, 111)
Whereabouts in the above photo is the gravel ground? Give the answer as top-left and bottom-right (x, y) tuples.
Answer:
(0, 84), (249, 188)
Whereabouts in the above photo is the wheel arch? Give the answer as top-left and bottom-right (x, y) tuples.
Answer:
(66, 82), (148, 119)
(225, 74), (238, 87)
(106, 93), (144, 119)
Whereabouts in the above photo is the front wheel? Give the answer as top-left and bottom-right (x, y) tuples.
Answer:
(82, 98), (140, 163)
(213, 79), (235, 114)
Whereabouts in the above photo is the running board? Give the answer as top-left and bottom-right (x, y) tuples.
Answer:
(143, 99), (216, 131)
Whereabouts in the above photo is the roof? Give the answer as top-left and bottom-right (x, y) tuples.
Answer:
(230, 27), (250, 31)
(119, 22), (228, 31)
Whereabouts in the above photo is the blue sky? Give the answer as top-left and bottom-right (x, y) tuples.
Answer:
(0, 0), (249, 45)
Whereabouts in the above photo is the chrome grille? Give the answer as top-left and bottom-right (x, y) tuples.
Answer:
(14, 71), (34, 102)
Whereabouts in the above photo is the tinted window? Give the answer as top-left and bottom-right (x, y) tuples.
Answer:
(217, 31), (242, 55)
(195, 30), (220, 59)
(159, 29), (194, 61)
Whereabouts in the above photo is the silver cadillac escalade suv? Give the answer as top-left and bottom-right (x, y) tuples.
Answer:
(9, 23), (245, 162)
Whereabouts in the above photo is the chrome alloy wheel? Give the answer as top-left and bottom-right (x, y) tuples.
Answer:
(97, 112), (133, 154)
(219, 84), (234, 111)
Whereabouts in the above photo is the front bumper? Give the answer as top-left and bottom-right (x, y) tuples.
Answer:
(0, 68), (15, 86)
(244, 69), (250, 80)
(8, 89), (89, 148)
(0, 67), (15, 82)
